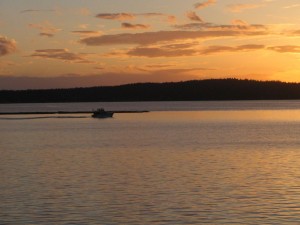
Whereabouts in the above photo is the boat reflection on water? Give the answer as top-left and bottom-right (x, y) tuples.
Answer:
(92, 108), (114, 118)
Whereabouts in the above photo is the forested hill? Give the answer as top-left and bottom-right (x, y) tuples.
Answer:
(1, 79), (300, 103)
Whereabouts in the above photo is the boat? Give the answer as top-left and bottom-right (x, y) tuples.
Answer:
(92, 108), (114, 118)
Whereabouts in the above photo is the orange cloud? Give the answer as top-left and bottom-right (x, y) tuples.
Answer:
(121, 22), (150, 30)
(231, 19), (248, 26)
(127, 47), (197, 57)
(173, 23), (207, 30)
(138, 13), (166, 17)
(131, 42), (198, 58)
(110, 43), (265, 58)
(30, 49), (92, 63)
(201, 44), (265, 54)
(71, 30), (102, 37)
(0, 36), (17, 57)
(80, 29), (267, 46)
(95, 12), (176, 23)
(28, 21), (61, 37)
(40, 32), (54, 37)
(267, 45), (300, 53)
(128, 44), (300, 57)
(195, 0), (216, 9)
(144, 64), (174, 69)
(174, 22), (267, 31)
(126, 44), (300, 57)
(186, 11), (203, 22)
(96, 13), (135, 21)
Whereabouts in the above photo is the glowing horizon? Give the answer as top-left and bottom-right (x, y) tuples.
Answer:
(2, 0), (300, 89)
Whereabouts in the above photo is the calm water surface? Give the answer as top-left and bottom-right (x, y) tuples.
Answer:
(1, 101), (300, 224)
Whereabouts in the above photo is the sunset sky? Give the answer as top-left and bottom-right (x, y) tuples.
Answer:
(2, 0), (300, 89)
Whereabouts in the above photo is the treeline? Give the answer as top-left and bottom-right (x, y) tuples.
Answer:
(1, 78), (300, 103)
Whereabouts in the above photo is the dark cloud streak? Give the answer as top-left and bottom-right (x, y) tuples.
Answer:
(20, 9), (56, 13)
(96, 13), (135, 20)
(186, 11), (203, 22)
(121, 23), (150, 29)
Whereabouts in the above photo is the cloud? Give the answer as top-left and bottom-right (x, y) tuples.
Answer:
(0, 36), (17, 57)
(29, 49), (92, 63)
(138, 13), (166, 17)
(108, 42), (265, 58)
(201, 44), (265, 54)
(174, 22), (267, 31)
(194, 0), (216, 9)
(96, 13), (135, 21)
(127, 47), (197, 57)
(138, 13), (176, 21)
(144, 64), (174, 69)
(94, 66), (105, 70)
(186, 11), (203, 22)
(80, 29), (267, 46)
(130, 44), (300, 56)
(173, 23), (207, 30)
(28, 21), (61, 37)
(231, 19), (248, 26)
(71, 30), (103, 37)
(126, 42), (198, 58)
(121, 22), (150, 30)
(95, 12), (176, 23)
(40, 32), (54, 37)
(20, 9), (56, 13)
(227, 4), (263, 13)
(267, 45), (300, 53)
(207, 24), (266, 31)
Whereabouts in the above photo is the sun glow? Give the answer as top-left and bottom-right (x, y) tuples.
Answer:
(1, 0), (300, 89)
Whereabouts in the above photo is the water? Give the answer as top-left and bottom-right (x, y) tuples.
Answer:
(1, 101), (300, 224)
(1, 100), (300, 112)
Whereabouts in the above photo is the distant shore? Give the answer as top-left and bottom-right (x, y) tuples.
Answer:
(1, 79), (300, 103)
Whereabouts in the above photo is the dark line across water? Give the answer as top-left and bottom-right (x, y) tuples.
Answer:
(0, 116), (90, 120)
(0, 110), (149, 115)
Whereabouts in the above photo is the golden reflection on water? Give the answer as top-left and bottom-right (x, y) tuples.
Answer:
(1, 110), (300, 224)
(127, 110), (300, 122)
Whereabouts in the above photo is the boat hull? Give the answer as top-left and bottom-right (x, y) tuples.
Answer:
(92, 112), (114, 118)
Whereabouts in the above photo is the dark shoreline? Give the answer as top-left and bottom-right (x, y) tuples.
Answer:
(2, 79), (300, 103)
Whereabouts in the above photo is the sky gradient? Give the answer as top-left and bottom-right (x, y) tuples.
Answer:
(2, 0), (300, 89)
